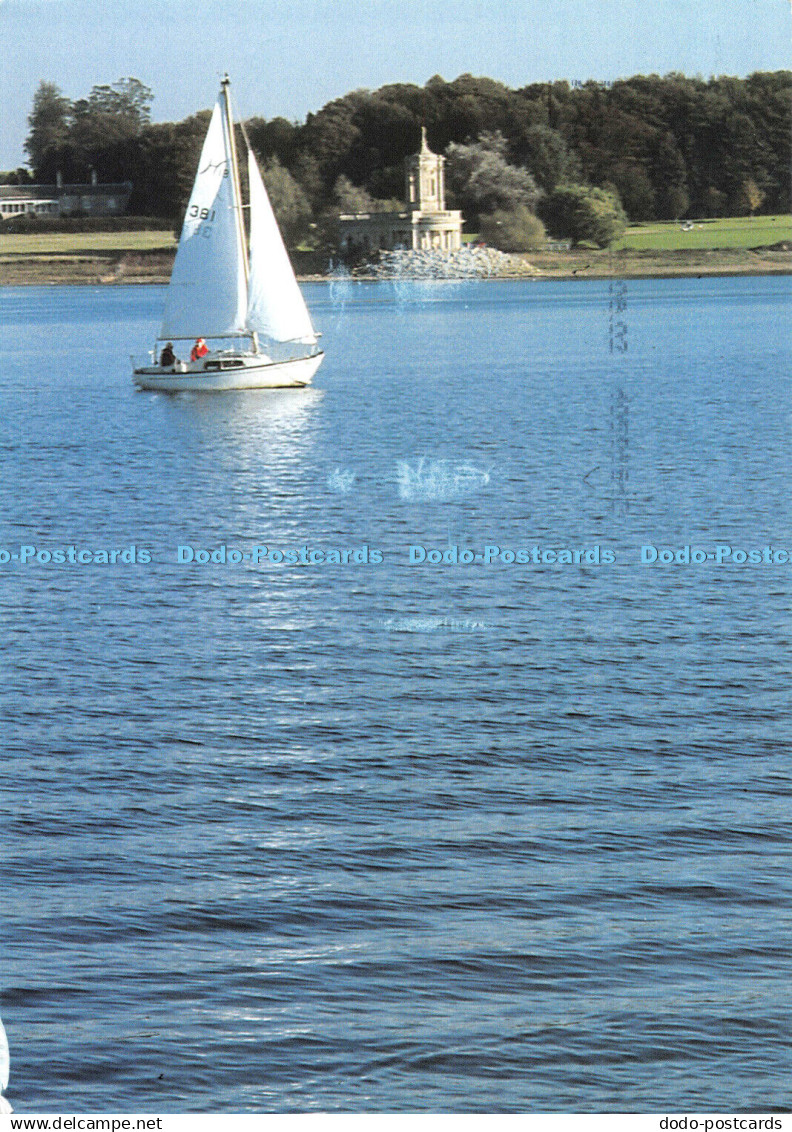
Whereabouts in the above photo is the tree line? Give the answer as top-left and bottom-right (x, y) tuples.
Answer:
(12, 70), (791, 250)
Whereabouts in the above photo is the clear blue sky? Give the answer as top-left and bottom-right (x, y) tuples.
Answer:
(1, 0), (789, 171)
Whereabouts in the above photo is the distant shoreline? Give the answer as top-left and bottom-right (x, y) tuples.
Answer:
(0, 246), (789, 286)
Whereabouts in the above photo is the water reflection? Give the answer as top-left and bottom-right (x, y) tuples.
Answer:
(392, 278), (466, 309)
(152, 386), (324, 470)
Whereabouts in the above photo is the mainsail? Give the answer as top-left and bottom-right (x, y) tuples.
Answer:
(159, 101), (248, 340)
(246, 151), (317, 345)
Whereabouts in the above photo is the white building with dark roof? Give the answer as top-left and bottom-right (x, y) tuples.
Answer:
(0, 174), (132, 221)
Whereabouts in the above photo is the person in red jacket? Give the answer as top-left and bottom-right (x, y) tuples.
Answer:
(191, 337), (208, 362)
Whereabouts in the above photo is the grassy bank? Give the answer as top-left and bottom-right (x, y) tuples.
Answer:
(0, 230), (177, 255)
(612, 214), (792, 251)
(0, 217), (789, 285)
(0, 229), (177, 286)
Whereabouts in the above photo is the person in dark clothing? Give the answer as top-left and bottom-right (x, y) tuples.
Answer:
(160, 342), (177, 367)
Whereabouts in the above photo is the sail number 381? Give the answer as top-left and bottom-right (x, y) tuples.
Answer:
(189, 205), (215, 238)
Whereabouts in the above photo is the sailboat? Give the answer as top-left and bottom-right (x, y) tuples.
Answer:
(133, 77), (323, 392)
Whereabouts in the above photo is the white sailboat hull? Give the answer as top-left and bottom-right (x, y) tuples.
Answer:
(133, 351), (323, 392)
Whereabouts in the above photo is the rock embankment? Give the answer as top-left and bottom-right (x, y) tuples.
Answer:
(357, 246), (540, 280)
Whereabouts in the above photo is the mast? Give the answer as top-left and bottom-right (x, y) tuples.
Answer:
(220, 75), (249, 292)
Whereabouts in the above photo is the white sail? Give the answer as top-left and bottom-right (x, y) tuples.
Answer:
(0, 1014), (10, 1113)
(160, 101), (248, 340)
(246, 150), (317, 344)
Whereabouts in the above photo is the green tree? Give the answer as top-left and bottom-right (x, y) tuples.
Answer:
(608, 162), (656, 220)
(511, 123), (581, 192)
(425, 74), (514, 150)
(245, 116), (300, 167)
(446, 131), (540, 225)
(660, 183), (690, 220)
(539, 183), (627, 247)
(333, 174), (375, 213)
(289, 152), (325, 210)
(742, 71), (791, 212)
(0, 168), (33, 186)
(651, 135), (689, 219)
(331, 175), (401, 214)
(480, 205), (546, 251)
(128, 112), (210, 220)
(83, 78), (152, 131)
(25, 81), (73, 181)
(298, 94), (364, 201)
(702, 186), (728, 218)
(740, 177), (766, 217)
(69, 78), (153, 180)
(261, 157), (313, 246)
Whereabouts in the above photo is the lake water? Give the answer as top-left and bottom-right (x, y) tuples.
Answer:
(1, 275), (791, 1113)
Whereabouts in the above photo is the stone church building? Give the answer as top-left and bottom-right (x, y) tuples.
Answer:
(338, 129), (463, 256)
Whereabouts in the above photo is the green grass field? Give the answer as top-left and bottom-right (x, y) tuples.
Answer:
(466, 215), (791, 253)
(1, 217), (789, 257)
(0, 230), (176, 256)
(612, 214), (792, 251)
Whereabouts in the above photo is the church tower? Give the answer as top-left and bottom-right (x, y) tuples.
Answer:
(338, 125), (461, 255)
(406, 128), (446, 213)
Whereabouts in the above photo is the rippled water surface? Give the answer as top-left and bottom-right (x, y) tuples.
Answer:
(1, 277), (791, 1112)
